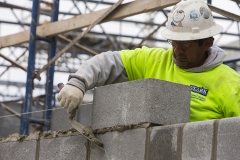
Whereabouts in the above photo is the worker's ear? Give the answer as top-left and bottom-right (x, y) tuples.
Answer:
(203, 37), (214, 50)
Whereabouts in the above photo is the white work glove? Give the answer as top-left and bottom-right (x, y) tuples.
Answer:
(57, 84), (84, 120)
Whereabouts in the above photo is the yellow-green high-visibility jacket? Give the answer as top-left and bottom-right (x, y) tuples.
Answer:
(120, 46), (240, 122)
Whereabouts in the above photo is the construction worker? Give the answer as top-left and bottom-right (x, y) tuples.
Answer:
(57, 83), (64, 90)
(57, 0), (240, 122)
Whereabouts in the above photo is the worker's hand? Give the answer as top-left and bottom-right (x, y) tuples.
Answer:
(57, 84), (84, 119)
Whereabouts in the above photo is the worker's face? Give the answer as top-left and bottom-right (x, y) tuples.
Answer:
(59, 84), (64, 90)
(171, 38), (213, 69)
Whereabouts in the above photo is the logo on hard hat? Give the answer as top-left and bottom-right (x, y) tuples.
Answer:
(189, 10), (199, 21)
(199, 6), (210, 19)
(171, 10), (185, 27)
(171, 21), (183, 27)
(173, 10), (185, 23)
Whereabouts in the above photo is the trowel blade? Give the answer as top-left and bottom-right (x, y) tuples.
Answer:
(70, 120), (103, 148)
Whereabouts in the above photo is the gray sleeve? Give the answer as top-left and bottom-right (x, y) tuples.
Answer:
(67, 51), (128, 93)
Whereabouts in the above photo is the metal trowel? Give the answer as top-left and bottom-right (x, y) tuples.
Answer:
(57, 84), (103, 148)
(70, 119), (103, 148)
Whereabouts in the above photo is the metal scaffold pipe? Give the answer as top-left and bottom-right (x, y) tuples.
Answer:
(21, 0), (40, 135)
(44, 0), (59, 131)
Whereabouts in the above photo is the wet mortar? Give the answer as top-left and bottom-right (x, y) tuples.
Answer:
(0, 122), (162, 143)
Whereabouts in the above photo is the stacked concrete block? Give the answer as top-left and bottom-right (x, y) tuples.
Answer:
(2, 117), (240, 159)
(77, 103), (93, 127)
(148, 124), (184, 160)
(92, 79), (191, 129)
(1, 125), (186, 160)
(0, 103), (21, 137)
(50, 107), (72, 131)
(182, 120), (215, 159)
(0, 140), (37, 160)
(91, 128), (147, 160)
(39, 134), (88, 160)
(51, 103), (93, 131)
(0, 134), (38, 160)
(217, 117), (240, 159)
(0, 101), (54, 136)
(3, 79), (240, 159)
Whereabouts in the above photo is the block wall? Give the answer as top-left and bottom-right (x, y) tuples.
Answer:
(1, 79), (239, 159)
(1, 117), (240, 160)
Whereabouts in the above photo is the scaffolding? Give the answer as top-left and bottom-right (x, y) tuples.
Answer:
(0, 0), (240, 135)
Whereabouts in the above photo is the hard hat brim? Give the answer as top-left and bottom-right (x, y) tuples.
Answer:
(161, 24), (223, 41)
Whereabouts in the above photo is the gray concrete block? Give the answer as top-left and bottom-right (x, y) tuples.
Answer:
(51, 103), (93, 131)
(0, 140), (37, 160)
(39, 135), (87, 160)
(0, 126), (20, 138)
(0, 103), (21, 137)
(92, 79), (190, 129)
(50, 106), (72, 131)
(217, 117), (240, 160)
(182, 120), (214, 160)
(77, 103), (93, 127)
(90, 128), (147, 160)
(148, 124), (184, 160)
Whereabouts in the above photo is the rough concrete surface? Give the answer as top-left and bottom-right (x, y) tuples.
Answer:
(0, 103), (21, 137)
(148, 124), (184, 160)
(2, 117), (240, 160)
(0, 140), (37, 160)
(182, 120), (214, 160)
(51, 103), (93, 131)
(39, 134), (87, 160)
(90, 128), (147, 160)
(77, 103), (93, 127)
(217, 117), (240, 160)
(92, 79), (190, 129)
(50, 106), (72, 131)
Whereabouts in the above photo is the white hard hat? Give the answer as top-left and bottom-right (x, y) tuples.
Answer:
(161, 0), (223, 41)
